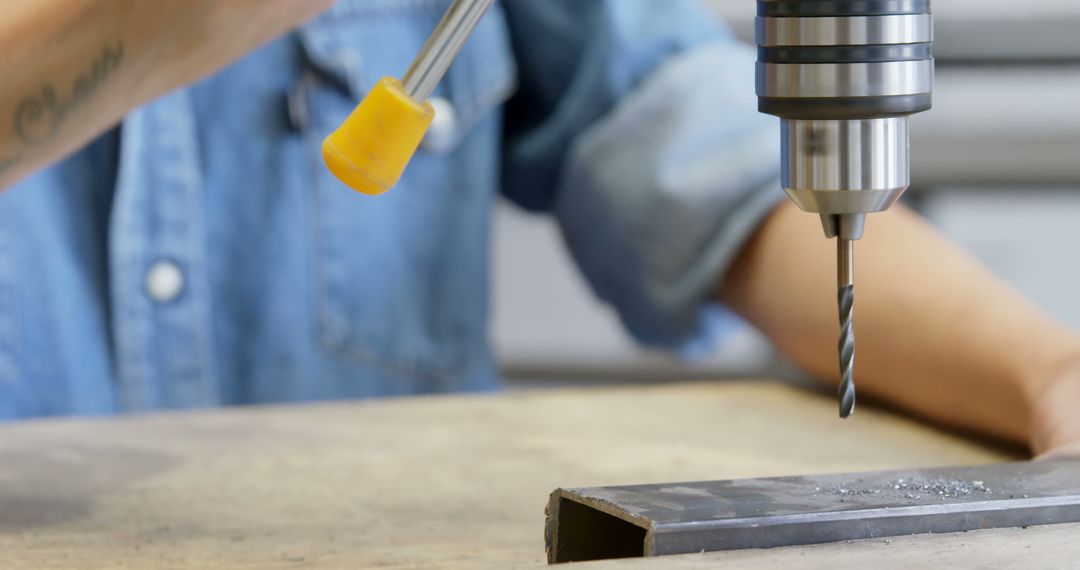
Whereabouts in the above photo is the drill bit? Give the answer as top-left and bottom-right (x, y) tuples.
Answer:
(837, 238), (856, 418)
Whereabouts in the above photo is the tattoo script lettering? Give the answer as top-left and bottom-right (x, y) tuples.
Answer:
(14, 42), (124, 147)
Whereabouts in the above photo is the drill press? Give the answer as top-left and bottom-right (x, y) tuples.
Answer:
(325, 0), (934, 418)
(755, 0), (934, 417)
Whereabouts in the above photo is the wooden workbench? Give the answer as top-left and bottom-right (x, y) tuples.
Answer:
(1, 381), (1075, 569)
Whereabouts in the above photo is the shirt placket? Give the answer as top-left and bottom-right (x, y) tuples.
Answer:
(0, 212), (15, 386)
(109, 90), (219, 412)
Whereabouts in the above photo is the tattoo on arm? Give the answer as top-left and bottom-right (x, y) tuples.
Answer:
(1, 41), (124, 177)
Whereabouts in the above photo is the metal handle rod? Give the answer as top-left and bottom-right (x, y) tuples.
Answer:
(402, 0), (495, 101)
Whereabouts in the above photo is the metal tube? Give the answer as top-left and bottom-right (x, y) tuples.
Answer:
(402, 0), (495, 101)
(548, 460), (1080, 563)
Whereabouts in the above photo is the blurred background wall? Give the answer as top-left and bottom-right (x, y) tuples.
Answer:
(494, 0), (1080, 385)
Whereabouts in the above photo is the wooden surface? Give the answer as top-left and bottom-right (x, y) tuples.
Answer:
(0, 381), (1073, 569)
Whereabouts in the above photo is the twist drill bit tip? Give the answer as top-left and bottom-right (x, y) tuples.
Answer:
(837, 238), (856, 418)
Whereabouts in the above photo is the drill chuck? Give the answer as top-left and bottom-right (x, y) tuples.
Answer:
(756, 0), (934, 240)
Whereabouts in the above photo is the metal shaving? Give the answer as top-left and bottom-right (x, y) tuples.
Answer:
(815, 485), (882, 497)
(892, 477), (991, 500)
(813, 478), (992, 502)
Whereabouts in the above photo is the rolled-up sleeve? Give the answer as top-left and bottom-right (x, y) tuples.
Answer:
(501, 0), (783, 357)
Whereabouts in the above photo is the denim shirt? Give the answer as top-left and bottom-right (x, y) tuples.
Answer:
(0, 0), (780, 419)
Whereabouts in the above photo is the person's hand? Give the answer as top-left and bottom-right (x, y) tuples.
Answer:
(1032, 362), (1080, 459)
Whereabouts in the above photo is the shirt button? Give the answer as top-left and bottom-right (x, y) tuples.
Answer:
(145, 260), (185, 304)
(422, 96), (458, 154)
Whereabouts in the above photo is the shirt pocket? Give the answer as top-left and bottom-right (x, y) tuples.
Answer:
(293, 0), (517, 383)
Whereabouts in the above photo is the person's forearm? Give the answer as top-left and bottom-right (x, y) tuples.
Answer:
(720, 201), (1080, 447)
(0, 0), (330, 189)
(0, 0), (134, 187)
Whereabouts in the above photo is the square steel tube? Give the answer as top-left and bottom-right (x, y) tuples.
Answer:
(546, 460), (1080, 564)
